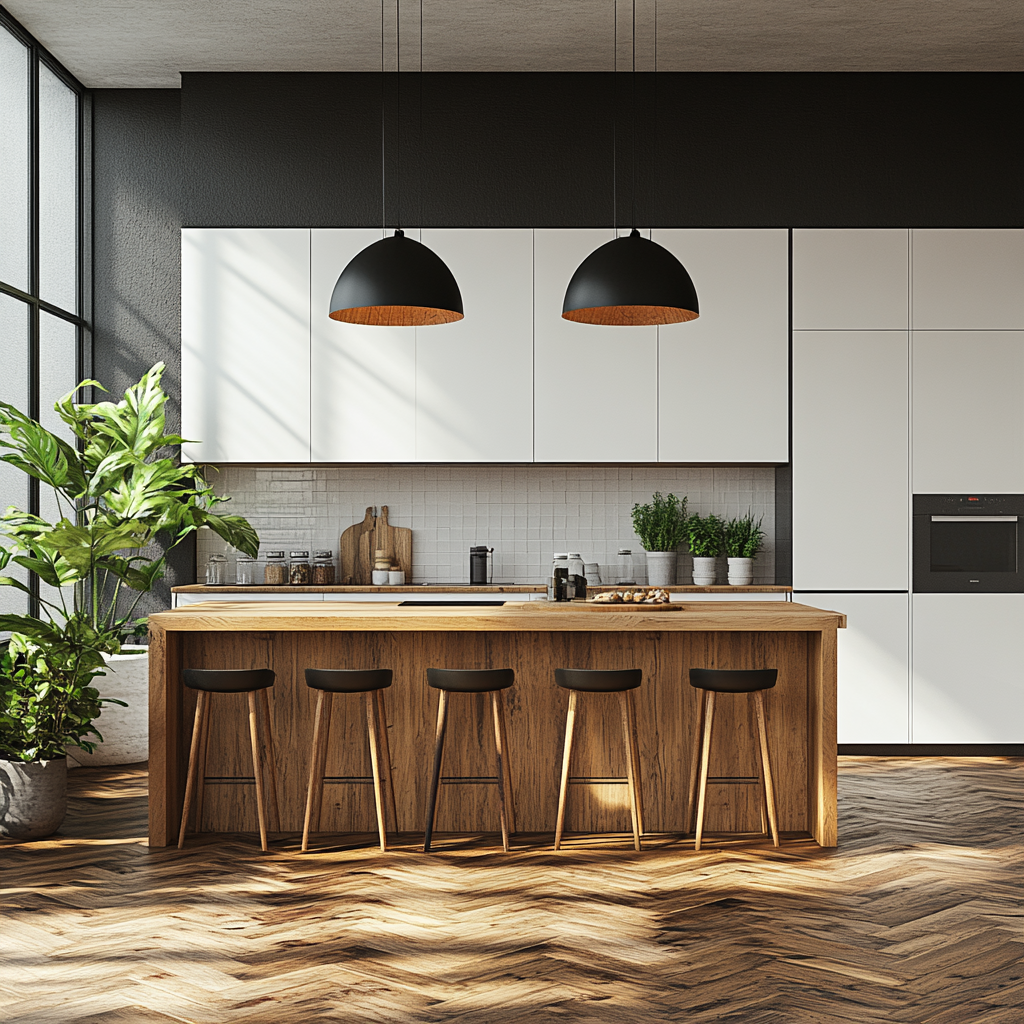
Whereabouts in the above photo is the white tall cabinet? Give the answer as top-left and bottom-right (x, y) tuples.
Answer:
(181, 228), (312, 463)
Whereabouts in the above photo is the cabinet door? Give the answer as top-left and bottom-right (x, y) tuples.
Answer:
(912, 594), (1024, 743)
(799, 592), (909, 744)
(310, 229), (416, 462)
(793, 229), (908, 330)
(912, 331), (1024, 493)
(793, 331), (909, 590)
(417, 230), (533, 461)
(912, 229), (1024, 330)
(534, 229), (657, 462)
(181, 229), (311, 462)
(656, 229), (788, 463)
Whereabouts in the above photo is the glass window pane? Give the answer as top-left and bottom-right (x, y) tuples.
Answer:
(0, 26), (30, 293)
(39, 62), (78, 313)
(0, 293), (31, 622)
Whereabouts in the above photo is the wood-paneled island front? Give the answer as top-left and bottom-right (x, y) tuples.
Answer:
(148, 601), (845, 848)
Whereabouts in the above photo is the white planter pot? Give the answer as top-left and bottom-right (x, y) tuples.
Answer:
(645, 551), (677, 587)
(0, 757), (67, 839)
(727, 557), (754, 586)
(67, 645), (149, 768)
(691, 556), (718, 586)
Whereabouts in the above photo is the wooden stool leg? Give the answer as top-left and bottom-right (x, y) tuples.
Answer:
(247, 691), (269, 852)
(178, 691), (208, 849)
(754, 690), (780, 847)
(377, 689), (399, 834)
(302, 690), (329, 852)
(687, 689), (707, 834)
(311, 692), (333, 833)
(490, 692), (511, 852)
(625, 689), (645, 838)
(193, 690), (213, 836)
(553, 690), (578, 851)
(494, 690), (516, 835)
(694, 691), (716, 852)
(423, 690), (449, 853)
(365, 691), (389, 852)
(259, 688), (281, 834)
(619, 692), (642, 852)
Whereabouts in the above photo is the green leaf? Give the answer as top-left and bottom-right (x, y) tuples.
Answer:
(201, 512), (260, 558)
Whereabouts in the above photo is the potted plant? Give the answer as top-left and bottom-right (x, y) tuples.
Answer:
(631, 492), (688, 587)
(685, 513), (725, 585)
(723, 512), (766, 586)
(0, 363), (258, 838)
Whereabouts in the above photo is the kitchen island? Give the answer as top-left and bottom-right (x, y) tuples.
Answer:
(148, 601), (844, 847)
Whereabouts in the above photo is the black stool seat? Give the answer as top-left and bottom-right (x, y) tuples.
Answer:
(427, 668), (514, 692)
(305, 668), (393, 693)
(689, 668), (777, 693)
(183, 668), (275, 693)
(555, 668), (642, 693)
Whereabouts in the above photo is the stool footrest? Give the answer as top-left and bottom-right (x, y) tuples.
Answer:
(322, 776), (376, 784)
(202, 776), (256, 784)
(706, 776), (762, 784)
(569, 776), (628, 785)
(441, 776), (499, 785)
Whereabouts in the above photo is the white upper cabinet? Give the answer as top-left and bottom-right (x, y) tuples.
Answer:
(912, 229), (1024, 330)
(534, 229), (657, 462)
(416, 230), (533, 462)
(655, 229), (788, 463)
(793, 331), (909, 590)
(912, 331), (1024, 493)
(310, 229), (416, 462)
(181, 229), (311, 463)
(793, 229), (909, 330)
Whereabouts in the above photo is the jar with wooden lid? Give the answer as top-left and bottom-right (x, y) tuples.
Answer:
(263, 551), (287, 585)
(312, 550), (335, 586)
(289, 551), (311, 585)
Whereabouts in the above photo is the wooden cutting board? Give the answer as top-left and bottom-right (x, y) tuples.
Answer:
(358, 505), (413, 583)
(339, 507), (375, 584)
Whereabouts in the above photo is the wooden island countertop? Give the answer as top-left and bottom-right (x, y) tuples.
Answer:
(148, 601), (845, 848)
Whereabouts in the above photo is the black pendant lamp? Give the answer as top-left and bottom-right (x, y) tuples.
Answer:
(562, 1), (698, 327)
(329, 1), (463, 327)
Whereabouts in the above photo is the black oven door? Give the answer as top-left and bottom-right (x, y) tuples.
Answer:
(914, 511), (1022, 593)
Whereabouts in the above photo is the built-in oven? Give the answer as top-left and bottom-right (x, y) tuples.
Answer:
(913, 494), (1024, 593)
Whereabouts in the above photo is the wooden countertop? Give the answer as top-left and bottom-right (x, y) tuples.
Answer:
(171, 584), (793, 594)
(149, 600), (844, 633)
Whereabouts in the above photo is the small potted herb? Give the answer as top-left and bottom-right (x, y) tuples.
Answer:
(685, 514), (725, 585)
(723, 513), (766, 586)
(630, 492), (688, 587)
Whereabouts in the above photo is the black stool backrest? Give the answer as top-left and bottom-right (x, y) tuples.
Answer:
(689, 668), (778, 693)
(183, 668), (275, 693)
(555, 668), (642, 692)
(304, 668), (393, 692)
(427, 668), (515, 692)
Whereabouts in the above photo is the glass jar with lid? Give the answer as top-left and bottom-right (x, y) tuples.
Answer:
(548, 552), (569, 602)
(263, 550), (287, 586)
(204, 553), (229, 586)
(567, 552), (586, 601)
(617, 548), (635, 585)
(289, 551), (311, 586)
(235, 553), (260, 586)
(312, 550), (336, 586)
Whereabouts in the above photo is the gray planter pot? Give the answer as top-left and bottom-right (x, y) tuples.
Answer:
(0, 757), (68, 840)
(645, 551), (678, 587)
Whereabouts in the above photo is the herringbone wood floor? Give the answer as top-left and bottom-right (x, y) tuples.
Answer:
(1, 757), (1021, 1023)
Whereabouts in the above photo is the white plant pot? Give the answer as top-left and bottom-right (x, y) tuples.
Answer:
(0, 757), (67, 839)
(645, 551), (677, 587)
(691, 556), (718, 586)
(67, 645), (149, 768)
(727, 557), (754, 586)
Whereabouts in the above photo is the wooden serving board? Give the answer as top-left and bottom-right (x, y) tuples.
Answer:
(581, 601), (683, 611)
(339, 507), (375, 585)
(358, 505), (413, 582)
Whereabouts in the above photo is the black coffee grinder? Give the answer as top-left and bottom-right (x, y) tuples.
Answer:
(469, 546), (493, 585)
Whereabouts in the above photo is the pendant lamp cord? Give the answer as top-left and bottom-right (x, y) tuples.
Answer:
(419, 0), (423, 229)
(631, 0), (636, 232)
(612, 0), (617, 233)
(396, 0), (402, 231)
(381, 0), (386, 233)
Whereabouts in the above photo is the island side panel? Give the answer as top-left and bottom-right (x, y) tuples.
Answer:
(807, 628), (839, 847)
(147, 623), (182, 847)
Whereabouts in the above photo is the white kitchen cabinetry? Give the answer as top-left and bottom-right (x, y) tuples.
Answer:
(912, 331), (1024, 493)
(912, 229), (1024, 330)
(534, 229), (658, 462)
(416, 230), (533, 461)
(655, 229), (788, 463)
(792, 229), (909, 330)
(798, 592), (909, 744)
(912, 594), (1024, 743)
(792, 331), (909, 590)
(181, 228), (311, 462)
(310, 229), (416, 462)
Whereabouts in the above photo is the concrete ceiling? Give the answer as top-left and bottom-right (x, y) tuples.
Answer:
(8, 0), (1022, 88)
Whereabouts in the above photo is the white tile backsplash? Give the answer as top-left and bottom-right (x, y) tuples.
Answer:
(197, 465), (776, 585)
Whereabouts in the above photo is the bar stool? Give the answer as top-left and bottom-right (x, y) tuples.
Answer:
(553, 668), (644, 851)
(302, 668), (397, 853)
(687, 668), (780, 851)
(178, 668), (280, 852)
(423, 668), (516, 853)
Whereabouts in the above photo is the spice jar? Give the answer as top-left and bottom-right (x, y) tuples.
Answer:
(312, 550), (336, 586)
(235, 554), (260, 586)
(205, 553), (228, 586)
(263, 550), (287, 586)
(289, 550), (311, 585)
